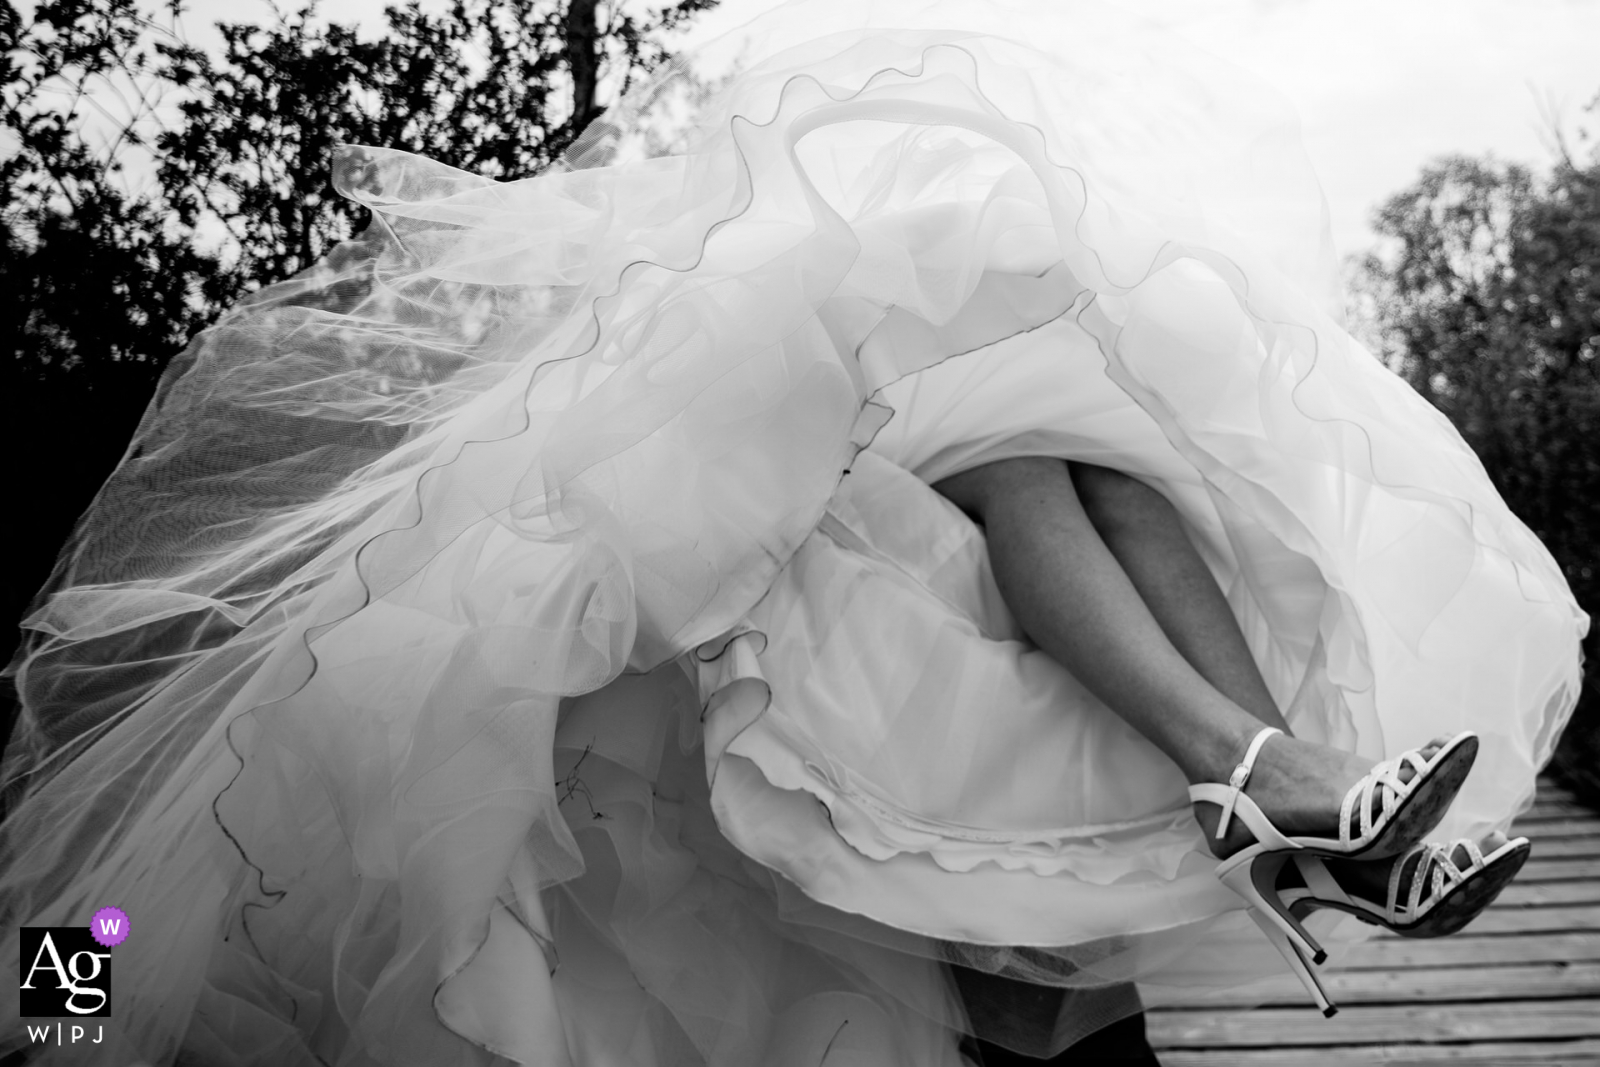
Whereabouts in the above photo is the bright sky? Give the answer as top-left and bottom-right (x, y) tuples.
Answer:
(153, 0), (1600, 257)
(1123, 0), (1600, 257)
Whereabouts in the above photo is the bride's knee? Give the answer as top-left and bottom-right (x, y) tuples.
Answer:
(931, 456), (1069, 522)
(1069, 462), (1174, 538)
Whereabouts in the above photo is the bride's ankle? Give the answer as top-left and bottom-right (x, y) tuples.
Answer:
(1188, 724), (1283, 859)
(1187, 720), (1278, 791)
(1189, 729), (1368, 855)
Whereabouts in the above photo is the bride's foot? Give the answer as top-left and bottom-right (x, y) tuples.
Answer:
(1191, 730), (1459, 861)
(1289, 831), (1507, 905)
(1278, 832), (1530, 937)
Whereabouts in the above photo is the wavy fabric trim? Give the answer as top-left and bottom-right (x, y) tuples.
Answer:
(0, 2), (1586, 1064)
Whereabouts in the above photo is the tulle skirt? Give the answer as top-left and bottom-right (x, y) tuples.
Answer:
(0, 1), (1586, 1064)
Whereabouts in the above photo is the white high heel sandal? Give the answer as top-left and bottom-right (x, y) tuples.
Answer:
(1189, 726), (1480, 1015)
(1192, 727), (1480, 863)
(1283, 835), (1533, 939)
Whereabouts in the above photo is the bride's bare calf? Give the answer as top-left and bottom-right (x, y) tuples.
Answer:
(932, 456), (1260, 779)
(930, 456), (1372, 856)
(1069, 463), (1283, 727)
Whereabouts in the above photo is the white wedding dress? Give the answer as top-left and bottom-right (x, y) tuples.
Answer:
(0, 2), (1586, 1064)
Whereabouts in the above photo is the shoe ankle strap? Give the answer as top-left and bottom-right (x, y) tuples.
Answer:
(1216, 726), (1282, 839)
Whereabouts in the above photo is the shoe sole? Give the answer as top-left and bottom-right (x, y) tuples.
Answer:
(1321, 733), (1480, 862)
(1397, 839), (1532, 938)
(1296, 839), (1531, 938)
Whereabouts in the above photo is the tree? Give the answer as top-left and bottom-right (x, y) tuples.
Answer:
(1351, 121), (1600, 800)
(2, 0), (214, 384)
(1, 0), (717, 661)
(153, 0), (714, 300)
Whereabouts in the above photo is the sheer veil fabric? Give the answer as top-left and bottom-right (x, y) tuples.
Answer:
(0, 1), (1586, 1063)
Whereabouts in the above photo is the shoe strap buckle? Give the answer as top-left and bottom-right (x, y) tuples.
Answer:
(1216, 726), (1282, 840)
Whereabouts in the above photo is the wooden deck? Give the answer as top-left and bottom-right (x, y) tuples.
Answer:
(1146, 777), (1600, 1065)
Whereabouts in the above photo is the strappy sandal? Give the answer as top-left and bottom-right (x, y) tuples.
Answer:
(1189, 726), (1480, 1016)
(1191, 726), (1480, 863)
(1283, 836), (1532, 938)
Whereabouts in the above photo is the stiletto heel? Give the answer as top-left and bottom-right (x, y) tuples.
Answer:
(1217, 849), (1327, 964)
(1247, 907), (1337, 1017)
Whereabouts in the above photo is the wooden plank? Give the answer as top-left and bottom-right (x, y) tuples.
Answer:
(1520, 815), (1595, 832)
(1154, 1040), (1600, 1065)
(1510, 856), (1600, 882)
(1515, 837), (1600, 858)
(1510, 815), (1600, 837)
(1147, 999), (1600, 1048)
(1337, 931), (1600, 968)
(1495, 880), (1600, 906)
(1144, 961), (1600, 1009)
(1439, 903), (1600, 934)
(1515, 813), (1594, 830)
(1515, 828), (1600, 847)
(1522, 799), (1591, 818)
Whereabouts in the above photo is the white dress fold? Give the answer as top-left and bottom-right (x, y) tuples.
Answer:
(0, 1), (1585, 1064)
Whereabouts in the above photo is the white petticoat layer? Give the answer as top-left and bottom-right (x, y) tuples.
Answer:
(0, 1), (1585, 1064)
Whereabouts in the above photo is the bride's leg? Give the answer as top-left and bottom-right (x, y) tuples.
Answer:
(1068, 461), (1285, 729)
(932, 456), (1379, 857)
(1066, 462), (1478, 893)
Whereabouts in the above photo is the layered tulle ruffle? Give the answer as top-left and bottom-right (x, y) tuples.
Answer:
(0, 1), (1586, 1063)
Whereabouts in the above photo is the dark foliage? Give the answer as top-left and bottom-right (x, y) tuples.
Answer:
(1352, 125), (1600, 805)
(2, 0), (716, 667)
(153, 0), (712, 299)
